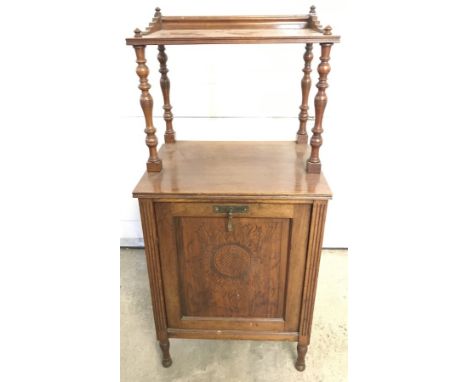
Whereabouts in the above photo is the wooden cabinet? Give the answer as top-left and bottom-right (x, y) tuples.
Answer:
(127, 7), (339, 372)
(134, 142), (332, 371)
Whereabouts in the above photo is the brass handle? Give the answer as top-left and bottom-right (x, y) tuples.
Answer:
(213, 205), (248, 232)
(227, 209), (233, 232)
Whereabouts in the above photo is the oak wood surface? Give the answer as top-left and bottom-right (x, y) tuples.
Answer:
(133, 141), (332, 200)
(177, 217), (289, 318)
(155, 202), (310, 333)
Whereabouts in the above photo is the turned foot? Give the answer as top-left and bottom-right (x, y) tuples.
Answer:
(295, 343), (308, 371)
(159, 340), (172, 367)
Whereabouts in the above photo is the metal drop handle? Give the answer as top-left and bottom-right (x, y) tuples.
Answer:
(227, 209), (233, 232)
(213, 205), (249, 232)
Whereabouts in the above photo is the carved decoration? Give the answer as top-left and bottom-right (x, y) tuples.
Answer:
(143, 7), (163, 35)
(308, 5), (323, 33)
(212, 244), (252, 279)
(177, 218), (287, 318)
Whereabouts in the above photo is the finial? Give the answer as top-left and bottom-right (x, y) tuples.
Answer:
(134, 28), (142, 37)
(324, 25), (332, 35)
(155, 7), (161, 16)
(309, 5), (316, 14)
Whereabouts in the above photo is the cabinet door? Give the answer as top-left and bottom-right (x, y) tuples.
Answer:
(155, 202), (310, 332)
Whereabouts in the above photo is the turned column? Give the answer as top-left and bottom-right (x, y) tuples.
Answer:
(157, 45), (175, 143)
(296, 43), (313, 144)
(306, 29), (333, 173)
(133, 32), (162, 172)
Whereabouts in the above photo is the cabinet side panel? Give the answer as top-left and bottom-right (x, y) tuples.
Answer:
(138, 199), (168, 341)
(298, 200), (328, 344)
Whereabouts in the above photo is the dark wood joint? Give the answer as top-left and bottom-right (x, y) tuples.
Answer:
(306, 161), (321, 174)
(146, 160), (162, 172)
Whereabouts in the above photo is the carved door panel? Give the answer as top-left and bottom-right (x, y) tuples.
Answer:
(155, 202), (311, 332)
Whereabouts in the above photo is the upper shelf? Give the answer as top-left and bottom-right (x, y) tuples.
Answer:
(126, 6), (340, 46)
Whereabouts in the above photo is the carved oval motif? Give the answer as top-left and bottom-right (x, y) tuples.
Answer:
(212, 244), (251, 279)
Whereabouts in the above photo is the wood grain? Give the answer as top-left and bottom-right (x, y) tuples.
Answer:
(155, 202), (311, 334)
(133, 141), (332, 200)
(177, 217), (288, 318)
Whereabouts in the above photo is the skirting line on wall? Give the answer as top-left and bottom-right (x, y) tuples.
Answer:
(120, 237), (145, 248)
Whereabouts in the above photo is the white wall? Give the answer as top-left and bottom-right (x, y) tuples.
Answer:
(119, 0), (349, 247)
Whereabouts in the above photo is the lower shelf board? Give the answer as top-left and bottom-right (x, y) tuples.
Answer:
(167, 328), (299, 341)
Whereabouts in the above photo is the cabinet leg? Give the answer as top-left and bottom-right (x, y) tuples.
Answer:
(159, 340), (172, 367)
(295, 343), (308, 371)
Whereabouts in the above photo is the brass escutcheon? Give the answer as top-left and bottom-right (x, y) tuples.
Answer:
(213, 205), (249, 232)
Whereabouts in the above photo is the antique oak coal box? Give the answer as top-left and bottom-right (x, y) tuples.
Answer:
(126, 6), (340, 371)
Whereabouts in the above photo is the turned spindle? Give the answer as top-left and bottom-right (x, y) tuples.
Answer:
(133, 42), (162, 172)
(159, 340), (172, 367)
(157, 45), (175, 143)
(295, 343), (308, 371)
(296, 43), (313, 144)
(306, 40), (333, 173)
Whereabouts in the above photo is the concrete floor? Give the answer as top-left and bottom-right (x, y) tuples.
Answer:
(121, 249), (347, 382)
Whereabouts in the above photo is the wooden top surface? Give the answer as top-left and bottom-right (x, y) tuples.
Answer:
(127, 27), (339, 45)
(126, 12), (340, 46)
(133, 141), (332, 201)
